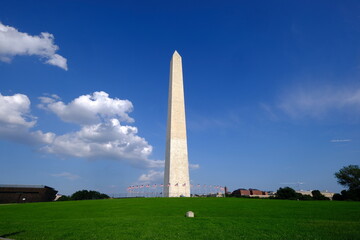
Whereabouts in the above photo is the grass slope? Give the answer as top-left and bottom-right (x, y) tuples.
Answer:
(1, 198), (360, 240)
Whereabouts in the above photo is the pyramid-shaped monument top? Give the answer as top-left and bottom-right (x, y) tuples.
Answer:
(164, 50), (190, 197)
(173, 50), (181, 57)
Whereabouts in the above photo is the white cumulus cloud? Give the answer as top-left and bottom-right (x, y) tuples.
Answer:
(138, 170), (164, 183)
(0, 93), (35, 128)
(38, 91), (163, 168)
(0, 92), (163, 169)
(0, 22), (67, 70)
(38, 91), (133, 125)
(0, 93), (54, 145)
(42, 118), (163, 168)
(0, 92), (199, 171)
(137, 163), (200, 184)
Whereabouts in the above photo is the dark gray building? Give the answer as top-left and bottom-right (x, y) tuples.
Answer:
(0, 185), (58, 204)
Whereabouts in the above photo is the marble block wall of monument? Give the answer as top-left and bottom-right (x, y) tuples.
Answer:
(163, 51), (190, 197)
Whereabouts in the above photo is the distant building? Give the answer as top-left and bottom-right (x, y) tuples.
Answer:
(267, 191), (276, 197)
(232, 188), (269, 198)
(296, 190), (335, 200)
(0, 185), (58, 204)
(321, 191), (335, 199)
(232, 188), (251, 197)
(249, 189), (269, 198)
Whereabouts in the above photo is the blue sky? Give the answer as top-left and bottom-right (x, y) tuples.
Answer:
(1, 1), (359, 195)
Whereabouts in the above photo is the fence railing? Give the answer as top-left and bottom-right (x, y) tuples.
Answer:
(110, 185), (226, 198)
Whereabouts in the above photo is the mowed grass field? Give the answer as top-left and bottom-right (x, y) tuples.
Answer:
(1, 198), (360, 240)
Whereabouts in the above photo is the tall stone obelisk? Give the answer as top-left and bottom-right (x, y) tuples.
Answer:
(163, 51), (190, 197)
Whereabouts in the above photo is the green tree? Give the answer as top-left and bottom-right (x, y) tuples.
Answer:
(335, 165), (360, 190)
(71, 190), (109, 200)
(311, 190), (329, 200)
(298, 194), (313, 200)
(332, 193), (343, 201)
(335, 165), (360, 201)
(338, 189), (360, 201)
(57, 195), (71, 201)
(275, 187), (298, 200)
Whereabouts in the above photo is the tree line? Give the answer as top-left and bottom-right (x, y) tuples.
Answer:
(273, 187), (329, 200)
(58, 190), (110, 201)
(57, 165), (359, 201)
(275, 165), (359, 201)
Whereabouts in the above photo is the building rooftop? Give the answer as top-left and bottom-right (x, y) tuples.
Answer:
(0, 184), (50, 189)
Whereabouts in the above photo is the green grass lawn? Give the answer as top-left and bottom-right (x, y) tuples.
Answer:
(1, 198), (360, 240)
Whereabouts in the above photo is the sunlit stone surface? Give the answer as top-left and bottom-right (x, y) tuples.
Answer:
(163, 51), (190, 197)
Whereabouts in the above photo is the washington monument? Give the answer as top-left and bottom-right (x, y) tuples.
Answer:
(163, 51), (190, 197)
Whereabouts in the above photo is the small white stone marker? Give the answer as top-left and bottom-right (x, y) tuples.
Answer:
(186, 211), (194, 218)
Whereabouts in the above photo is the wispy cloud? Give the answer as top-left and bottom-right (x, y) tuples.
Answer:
(51, 172), (80, 180)
(330, 139), (352, 143)
(187, 111), (241, 131)
(259, 103), (279, 121)
(0, 22), (67, 70)
(277, 84), (360, 120)
(189, 163), (200, 170)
